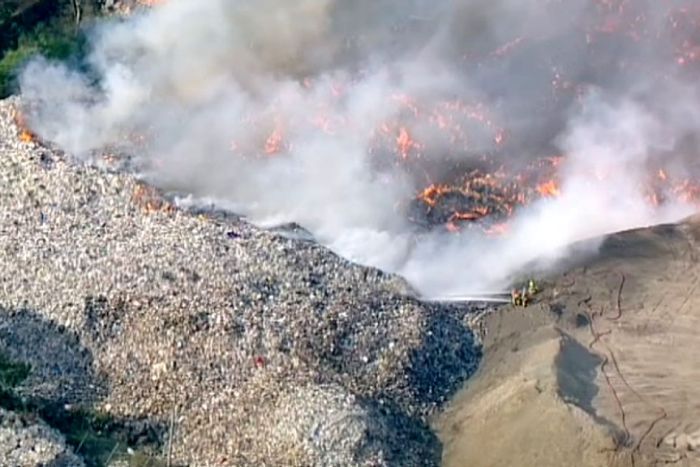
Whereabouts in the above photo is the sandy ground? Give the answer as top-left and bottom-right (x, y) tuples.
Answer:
(437, 217), (700, 467)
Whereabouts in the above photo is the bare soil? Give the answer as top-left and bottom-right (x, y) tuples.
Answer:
(437, 215), (700, 467)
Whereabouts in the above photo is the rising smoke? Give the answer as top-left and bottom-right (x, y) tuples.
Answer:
(18, 0), (700, 296)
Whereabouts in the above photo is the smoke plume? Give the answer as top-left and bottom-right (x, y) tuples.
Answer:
(18, 0), (700, 296)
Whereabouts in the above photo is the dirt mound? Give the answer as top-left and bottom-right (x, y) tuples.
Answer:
(438, 216), (700, 467)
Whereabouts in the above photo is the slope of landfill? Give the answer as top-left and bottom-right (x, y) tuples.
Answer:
(438, 216), (700, 467)
(0, 96), (481, 466)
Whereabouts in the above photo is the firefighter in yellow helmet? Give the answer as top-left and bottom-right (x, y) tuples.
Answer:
(511, 279), (539, 307)
(528, 279), (538, 296)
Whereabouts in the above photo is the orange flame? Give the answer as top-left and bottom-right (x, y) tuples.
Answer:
(417, 184), (451, 207)
(132, 184), (174, 215)
(396, 127), (421, 159)
(264, 126), (284, 155)
(646, 192), (660, 207)
(13, 109), (36, 143)
(449, 209), (489, 223)
(19, 130), (35, 143)
(536, 180), (561, 197)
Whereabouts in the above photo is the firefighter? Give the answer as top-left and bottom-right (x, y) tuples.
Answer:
(511, 289), (523, 306)
(528, 279), (538, 296)
(521, 285), (529, 307)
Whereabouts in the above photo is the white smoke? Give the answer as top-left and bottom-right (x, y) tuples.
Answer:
(18, 0), (700, 296)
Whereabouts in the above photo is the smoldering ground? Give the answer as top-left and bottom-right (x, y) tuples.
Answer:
(17, 0), (700, 295)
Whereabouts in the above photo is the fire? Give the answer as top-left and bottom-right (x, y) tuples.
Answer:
(76, 0), (700, 236)
(396, 127), (421, 160)
(131, 184), (174, 215)
(12, 109), (37, 143)
(19, 130), (35, 143)
(411, 163), (554, 235)
(670, 179), (700, 204)
(411, 154), (700, 238)
(449, 209), (490, 223)
(646, 192), (660, 207)
(536, 180), (561, 197)
(417, 184), (450, 208)
(264, 126), (284, 155)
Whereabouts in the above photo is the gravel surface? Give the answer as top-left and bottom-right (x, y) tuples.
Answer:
(0, 96), (481, 466)
(0, 407), (85, 467)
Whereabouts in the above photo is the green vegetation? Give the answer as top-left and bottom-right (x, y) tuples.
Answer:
(0, 352), (170, 467)
(0, 353), (31, 391)
(41, 406), (170, 467)
(0, 0), (99, 98)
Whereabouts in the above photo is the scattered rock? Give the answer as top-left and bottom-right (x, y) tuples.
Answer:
(264, 384), (438, 466)
(0, 408), (85, 467)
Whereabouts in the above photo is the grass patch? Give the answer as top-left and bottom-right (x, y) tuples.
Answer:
(40, 405), (169, 467)
(0, 352), (31, 390)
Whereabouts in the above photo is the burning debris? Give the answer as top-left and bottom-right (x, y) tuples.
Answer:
(409, 158), (561, 234)
(15, 0), (700, 293)
(131, 183), (174, 215)
(407, 155), (700, 236)
(12, 109), (36, 144)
